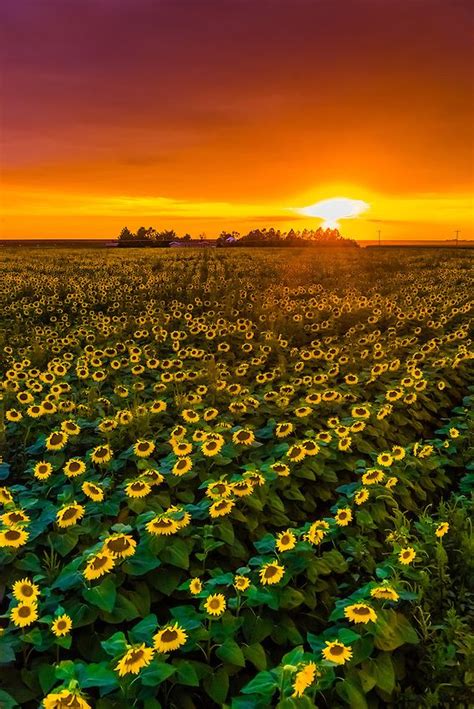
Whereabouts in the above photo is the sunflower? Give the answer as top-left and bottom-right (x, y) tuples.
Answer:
(398, 547), (416, 565)
(10, 602), (38, 628)
(204, 593), (226, 616)
(292, 662), (320, 698)
(43, 688), (92, 709)
(271, 462), (290, 477)
(306, 520), (329, 545)
(182, 409), (199, 424)
(171, 440), (193, 456)
(61, 420), (81, 436)
(189, 577), (202, 595)
(0, 526), (29, 548)
(351, 406), (370, 419)
(63, 459), (86, 478)
(33, 461), (53, 480)
(201, 439), (224, 457)
(209, 498), (235, 518)
(338, 436), (352, 452)
(45, 431), (68, 451)
(81, 481), (104, 502)
(1, 509), (30, 526)
(234, 575), (250, 591)
(275, 422), (293, 438)
(286, 445), (306, 463)
(232, 480), (254, 497)
(259, 561), (285, 586)
(302, 440), (320, 456)
(377, 452), (393, 467)
(370, 585), (399, 601)
(354, 488), (369, 505)
(133, 440), (155, 458)
(322, 640), (353, 665)
(103, 533), (137, 559)
(12, 577), (40, 604)
(335, 508), (352, 526)
(56, 503), (85, 528)
(6, 409), (22, 422)
(0, 487), (13, 505)
(143, 469), (165, 486)
(51, 613), (72, 637)
(344, 603), (377, 624)
(391, 445), (406, 460)
(276, 530), (296, 552)
(115, 644), (155, 676)
(146, 516), (180, 536)
(125, 480), (152, 498)
(83, 550), (115, 580)
(232, 429), (255, 446)
(153, 623), (188, 652)
(435, 522), (449, 538)
(172, 456), (193, 476)
(362, 468), (384, 485)
(91, 444), (113, 464)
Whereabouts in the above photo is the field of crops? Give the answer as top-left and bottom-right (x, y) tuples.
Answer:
(0, 247), (472, 709)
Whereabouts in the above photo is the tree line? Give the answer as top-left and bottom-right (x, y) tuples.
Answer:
(117, 226), (358, 247)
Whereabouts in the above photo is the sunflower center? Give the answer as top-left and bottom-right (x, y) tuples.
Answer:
(329, 645), (344, 655)
(57, 620), (67, 629)
(95, 447), (108, 457)
(264, 566), (278, 578)
(18, 605), (32, 618)
(49, 433), (64, 445)
(353, 606), (370, 615)
(128, 649), (144, 663)
(131, 482), (145, 491)
(91, 555), (108, 569)
(137, 443), (149, 452)
(5, 530), (21, 541)
(21, 584), (34, 596)
(68, 462), (81, 472)
(161, 629), (178, 642)
(107, 537), (129, 551)
(209, 599), (220, 609)
(9, 512), (24, 522)
(61, 507), (78, 521)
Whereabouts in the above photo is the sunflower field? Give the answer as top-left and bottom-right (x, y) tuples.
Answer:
(0, 247), (472, 709)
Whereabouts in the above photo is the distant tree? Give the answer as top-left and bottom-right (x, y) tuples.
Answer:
(156, 229), (177, 242)
(181, 233), (192, 242)
(118, 226), (135, 242)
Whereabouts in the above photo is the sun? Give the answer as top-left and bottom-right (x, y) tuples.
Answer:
(295, 197), (369, 228)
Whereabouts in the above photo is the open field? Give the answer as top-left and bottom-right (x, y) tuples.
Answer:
(0, 248), (473, 708)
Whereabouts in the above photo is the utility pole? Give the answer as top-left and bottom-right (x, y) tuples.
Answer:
(455, 229), (460, 247)
(377, 229), (381, 247)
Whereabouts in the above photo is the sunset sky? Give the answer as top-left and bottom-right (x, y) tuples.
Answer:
(1, 0), (473, 240)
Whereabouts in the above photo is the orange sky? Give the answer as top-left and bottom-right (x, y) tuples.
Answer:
(1, 0), (473, 240)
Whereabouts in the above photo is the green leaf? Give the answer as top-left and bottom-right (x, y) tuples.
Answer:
(140, 661), (176, 686)
(241, 670), (278, 696)
(0, 689), (18, 708)
(101, 631), (128, 656)
(374, 610), (419, 651)
(77, 662), (119, 690)
(336, 678), (368, 708)
(243, 643), (267, 671)
(160, 539), (190, 569)
(83, 577), (117, 613)
(38, 665), (57, 694)
(216, 638), (246, 667)
(373, 652), (395, 693)
(129, 614), (158, 644)
(204, 667), (229, 704)
(173, 660), (200, 686)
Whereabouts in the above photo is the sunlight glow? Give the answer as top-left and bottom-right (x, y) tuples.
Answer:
(296, 197), (370, 228)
